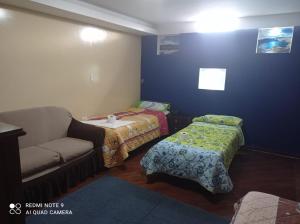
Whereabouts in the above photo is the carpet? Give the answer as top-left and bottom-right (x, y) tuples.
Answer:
(26, 176), (229, 224)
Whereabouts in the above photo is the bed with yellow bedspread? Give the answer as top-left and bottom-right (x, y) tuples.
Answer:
(89, 108), (168, 168)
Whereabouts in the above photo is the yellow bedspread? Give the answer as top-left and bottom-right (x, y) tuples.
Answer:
(102, 113), (160, 168)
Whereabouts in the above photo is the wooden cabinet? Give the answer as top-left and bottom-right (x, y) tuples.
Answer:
(0, 122), (25, 224)
(168, 114), (193, 134)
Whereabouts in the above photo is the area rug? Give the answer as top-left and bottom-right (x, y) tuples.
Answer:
(26, 176), (229, 224)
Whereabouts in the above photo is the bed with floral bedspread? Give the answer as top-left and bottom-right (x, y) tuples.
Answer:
(90, 108), (169, 168)
(140, 119), (244, 193)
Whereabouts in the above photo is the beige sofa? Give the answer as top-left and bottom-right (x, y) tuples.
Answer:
(0, 106), (105, 201)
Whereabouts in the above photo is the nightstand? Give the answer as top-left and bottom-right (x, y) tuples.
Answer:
(168, 114), (193, 135)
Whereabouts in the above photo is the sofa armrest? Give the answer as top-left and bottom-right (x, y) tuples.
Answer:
(67, 118), (105, 148)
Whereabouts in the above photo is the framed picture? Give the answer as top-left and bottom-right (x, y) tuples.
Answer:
(157, 35), (179, 55)
(256, 27), (294, 54)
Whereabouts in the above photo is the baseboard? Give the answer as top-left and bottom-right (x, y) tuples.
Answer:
(244, 145), (300, 160)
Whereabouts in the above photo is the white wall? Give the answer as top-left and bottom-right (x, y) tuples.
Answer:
(0, 6), (141, 119)
(158, 12), (300, 34)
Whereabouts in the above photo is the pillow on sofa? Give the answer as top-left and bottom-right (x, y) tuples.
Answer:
(136, 100), (170, 112)
(193, 114), (243, 127)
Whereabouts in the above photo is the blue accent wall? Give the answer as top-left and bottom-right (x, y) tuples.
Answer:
(141, 28), (300, 156)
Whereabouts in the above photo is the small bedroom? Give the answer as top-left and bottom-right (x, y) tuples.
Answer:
(0, 0), (299, 224)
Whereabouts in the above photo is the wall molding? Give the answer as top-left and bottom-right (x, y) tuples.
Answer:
(0, 0), (157, 35)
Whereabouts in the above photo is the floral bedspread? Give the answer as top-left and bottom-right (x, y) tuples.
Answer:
(140, 122), (244, 193)
(90, 108), (168, 168)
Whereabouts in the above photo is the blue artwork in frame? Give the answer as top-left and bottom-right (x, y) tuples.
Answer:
(256, 27), (294, 54)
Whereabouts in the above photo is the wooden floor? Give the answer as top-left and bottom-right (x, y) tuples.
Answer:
(65, 142), (300, 220)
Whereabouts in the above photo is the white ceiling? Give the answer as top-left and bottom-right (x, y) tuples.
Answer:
(1, 0), (300, 35)
(82, 0), (300, 24)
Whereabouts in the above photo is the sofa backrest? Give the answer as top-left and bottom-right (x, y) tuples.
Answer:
(0, 106), (72, 148)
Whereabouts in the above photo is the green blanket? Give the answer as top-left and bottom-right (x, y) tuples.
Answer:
(166, 122), (244, 169)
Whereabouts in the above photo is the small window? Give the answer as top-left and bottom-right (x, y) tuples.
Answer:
(198, 68), (226, 91)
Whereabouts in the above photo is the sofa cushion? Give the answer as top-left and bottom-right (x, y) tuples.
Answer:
(20, 146), (61, 178)
(39, 137), (94, 162)
(0, 106), (72, 148)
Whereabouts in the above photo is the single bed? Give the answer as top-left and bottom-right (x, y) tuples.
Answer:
(140, 115), (244, 193)
(86, 106), (169, 168)
(231, 191), (300, 224)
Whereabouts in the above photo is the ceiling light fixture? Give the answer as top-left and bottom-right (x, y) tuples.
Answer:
(195, 9), (240, 33)
(80, 27), (107, 43)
